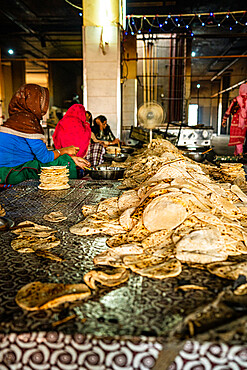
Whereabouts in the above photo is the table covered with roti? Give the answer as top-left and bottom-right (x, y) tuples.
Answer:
(1, 139), (247, 369)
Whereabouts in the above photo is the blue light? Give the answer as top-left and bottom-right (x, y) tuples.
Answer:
(210, 12), (213, 16)
(159, 24), (163, 27)
(191, 51), (196, 57)
(191, 32), (194, 36)
(79, 12), (82, 17)
(149, 29), (151, 32)
(202, 22), (205, 26)
(132, 21), (135, 25)
(165, 21), (168, 24)
(138, 30), (141, 33)
(178, 23), (180, 27)
(175, 18), (178, 22)
(226, 14), (229, 18)
(218, 23), (220, 27)
(185, 25), (189, 29)
(8, 49), (14, 55)
(125, 32), (128, 35)
(131, 32), (134, 35)
(229, 26), (232, 30)
(197, 83), (201, 89)
(168, 15), (171, 18)
(235, 21), (238, 24)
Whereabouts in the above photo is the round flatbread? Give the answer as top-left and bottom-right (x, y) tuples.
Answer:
(207, 261), (247, 280)
(142, 194), (187, 232)
(43, 211), (67, 223)
(11, 235), (60, 253)
(123, 254), (182, 279)
(176, 228), (228, 264)
(16, 281), (91, 310)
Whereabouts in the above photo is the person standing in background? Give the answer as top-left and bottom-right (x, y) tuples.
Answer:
(222, 83), (247, 158)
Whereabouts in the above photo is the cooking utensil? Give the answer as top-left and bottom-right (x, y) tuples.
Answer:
(89, 166), (125, 180)
(183, 151), (206, 163)
(120, 146), (135, 154)
(103, 153), (128, 163)
(201, 148), (213, 155)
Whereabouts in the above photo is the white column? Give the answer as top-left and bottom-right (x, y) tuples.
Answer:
(82, 0), (122, 138)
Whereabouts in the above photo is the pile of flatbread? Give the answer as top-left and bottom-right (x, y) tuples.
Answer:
(69, 139), (247, 287)
(38, 166), (70, 190)
(11, 221), (60, 253)
(220, 163), (246, 183)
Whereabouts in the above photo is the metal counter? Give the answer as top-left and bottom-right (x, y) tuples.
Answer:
(0, 179), (229, 337)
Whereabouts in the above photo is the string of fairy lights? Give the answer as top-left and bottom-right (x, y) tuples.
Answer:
(125, 11), (247, 36)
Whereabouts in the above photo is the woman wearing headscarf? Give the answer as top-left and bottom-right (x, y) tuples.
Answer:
(222, 83), (247, 157)
(53, 106), (105, 167)
(0, 84), (90, 184)
(53, 104), (91, 159)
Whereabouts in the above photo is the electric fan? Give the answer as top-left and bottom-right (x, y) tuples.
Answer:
(137, 101), (165, 143)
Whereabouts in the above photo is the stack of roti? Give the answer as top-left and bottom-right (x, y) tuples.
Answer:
(38, 166), (70, 190)
(220, 163), (246, 183)
(106, 146), (121, 155)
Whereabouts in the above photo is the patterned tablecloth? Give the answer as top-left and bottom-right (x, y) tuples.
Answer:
(0, 179), (247, 369)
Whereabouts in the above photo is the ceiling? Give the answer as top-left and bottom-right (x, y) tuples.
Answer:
(0, 0), (246, 83)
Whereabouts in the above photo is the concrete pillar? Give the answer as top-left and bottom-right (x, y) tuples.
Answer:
(82, 0), (122, 138)
(11, 61), (25, 93)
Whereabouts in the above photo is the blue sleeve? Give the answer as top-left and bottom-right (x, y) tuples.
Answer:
(26, 139), (54, 163)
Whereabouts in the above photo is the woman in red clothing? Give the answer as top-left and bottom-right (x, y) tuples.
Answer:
(53, 104), (91, 159)
(222, 83), (247, 157)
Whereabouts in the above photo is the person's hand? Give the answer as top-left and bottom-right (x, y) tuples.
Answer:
(101, 141), (109, 148)
(63, 146), (80, 156)
(222, 120), (227, 128)
(71, 156), (91, 169)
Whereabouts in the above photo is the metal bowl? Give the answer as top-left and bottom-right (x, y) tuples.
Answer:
(184, 151), (206, 163)
(89, 166), (125, 180)
(103, 153), (128, 163)
(0, 217), (15, 231)
(120, 146), (135, 154)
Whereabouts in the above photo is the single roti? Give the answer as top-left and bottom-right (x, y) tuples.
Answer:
(16, 281), (91, 310)
(11, 235), (60, 253)
(207, 261), (247, 280)
(43, 211), (67, 223)
(84, 267), (129, 289)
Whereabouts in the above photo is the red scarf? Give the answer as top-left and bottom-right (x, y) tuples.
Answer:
(53, 104), (91, 158)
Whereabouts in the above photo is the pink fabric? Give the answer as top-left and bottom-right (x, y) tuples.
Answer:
(234, 143), (243, 156)
(52, 104), (91, 158)
(236, 84), (247, 129)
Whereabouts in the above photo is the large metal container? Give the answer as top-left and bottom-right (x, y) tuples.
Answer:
(103, 153), (128, 163)
(89, 166), (125, 180)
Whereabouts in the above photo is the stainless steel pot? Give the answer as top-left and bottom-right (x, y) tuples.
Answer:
(120, 147), (135, 154)
(89, 166), (125, 180)
(184, 151), (206, 162)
